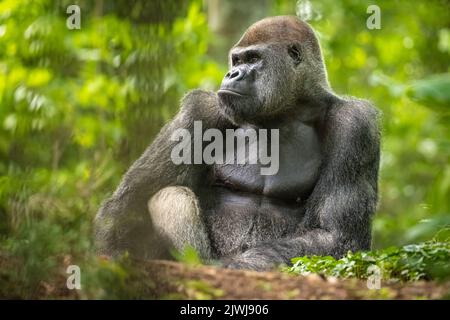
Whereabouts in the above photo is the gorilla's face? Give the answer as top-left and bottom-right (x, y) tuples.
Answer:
(218, 43), (303, 125)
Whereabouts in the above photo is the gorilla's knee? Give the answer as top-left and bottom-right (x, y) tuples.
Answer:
(148, 186), (211, 259)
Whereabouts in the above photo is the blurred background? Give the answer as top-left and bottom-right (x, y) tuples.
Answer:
(0, 0), (449, 287)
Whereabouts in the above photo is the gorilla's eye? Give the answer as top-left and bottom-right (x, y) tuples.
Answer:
(245, 51), (261, 64)
(288, 44), (303, 64)
(232, 55), (242, 66)
(231, 51), (260, 66)
(248, 56), (259, 64)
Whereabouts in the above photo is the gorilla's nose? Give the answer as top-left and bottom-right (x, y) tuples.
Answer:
(219, 66), (250, 96)
(225, 67), (245, 81)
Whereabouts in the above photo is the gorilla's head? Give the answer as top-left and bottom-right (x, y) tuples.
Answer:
(218, 16), (330, 125)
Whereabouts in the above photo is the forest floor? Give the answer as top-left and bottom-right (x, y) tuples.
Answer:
(144, 260), (450, 299)
(12, 259), (448, 300)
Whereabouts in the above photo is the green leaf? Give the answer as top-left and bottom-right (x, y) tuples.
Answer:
(407, 73), (450, 113)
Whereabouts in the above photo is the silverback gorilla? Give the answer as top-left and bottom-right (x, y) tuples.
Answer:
(95, 16), (380, 271)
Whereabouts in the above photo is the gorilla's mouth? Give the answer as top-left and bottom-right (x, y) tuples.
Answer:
(217, 89), (247, 97)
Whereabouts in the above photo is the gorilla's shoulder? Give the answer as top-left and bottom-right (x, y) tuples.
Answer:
(328, 96), (381, 138)
(338, 96), (379, 118)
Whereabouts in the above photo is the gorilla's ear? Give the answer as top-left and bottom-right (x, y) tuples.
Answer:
(287, 43), (303, 65)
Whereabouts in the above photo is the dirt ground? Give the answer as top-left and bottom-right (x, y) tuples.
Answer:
(2, 255), (449, 299)
(145, 260), (449, 300)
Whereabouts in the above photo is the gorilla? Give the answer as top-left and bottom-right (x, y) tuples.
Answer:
(95, 16), (380, 271)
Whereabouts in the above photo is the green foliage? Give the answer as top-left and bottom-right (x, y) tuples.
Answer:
(0, 0), (224, 237)
(0, 220), (69, 298)
(407, 73), (450, 113)
(172, 245), (203, 266)
(288, 241), (450, 282)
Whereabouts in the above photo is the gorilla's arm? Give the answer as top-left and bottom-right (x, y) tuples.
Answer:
(225, 100), (380, 271)
(95, 90), (222, 258)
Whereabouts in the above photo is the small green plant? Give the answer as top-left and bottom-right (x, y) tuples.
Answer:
(287, 241), (450, 282)
(172, 246), (203, 266)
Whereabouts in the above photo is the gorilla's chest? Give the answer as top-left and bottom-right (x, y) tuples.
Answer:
(204, 122), (322, 257)
(211, 122), (322, 200)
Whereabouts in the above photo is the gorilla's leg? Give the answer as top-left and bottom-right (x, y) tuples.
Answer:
(148, 186), (212, 260)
